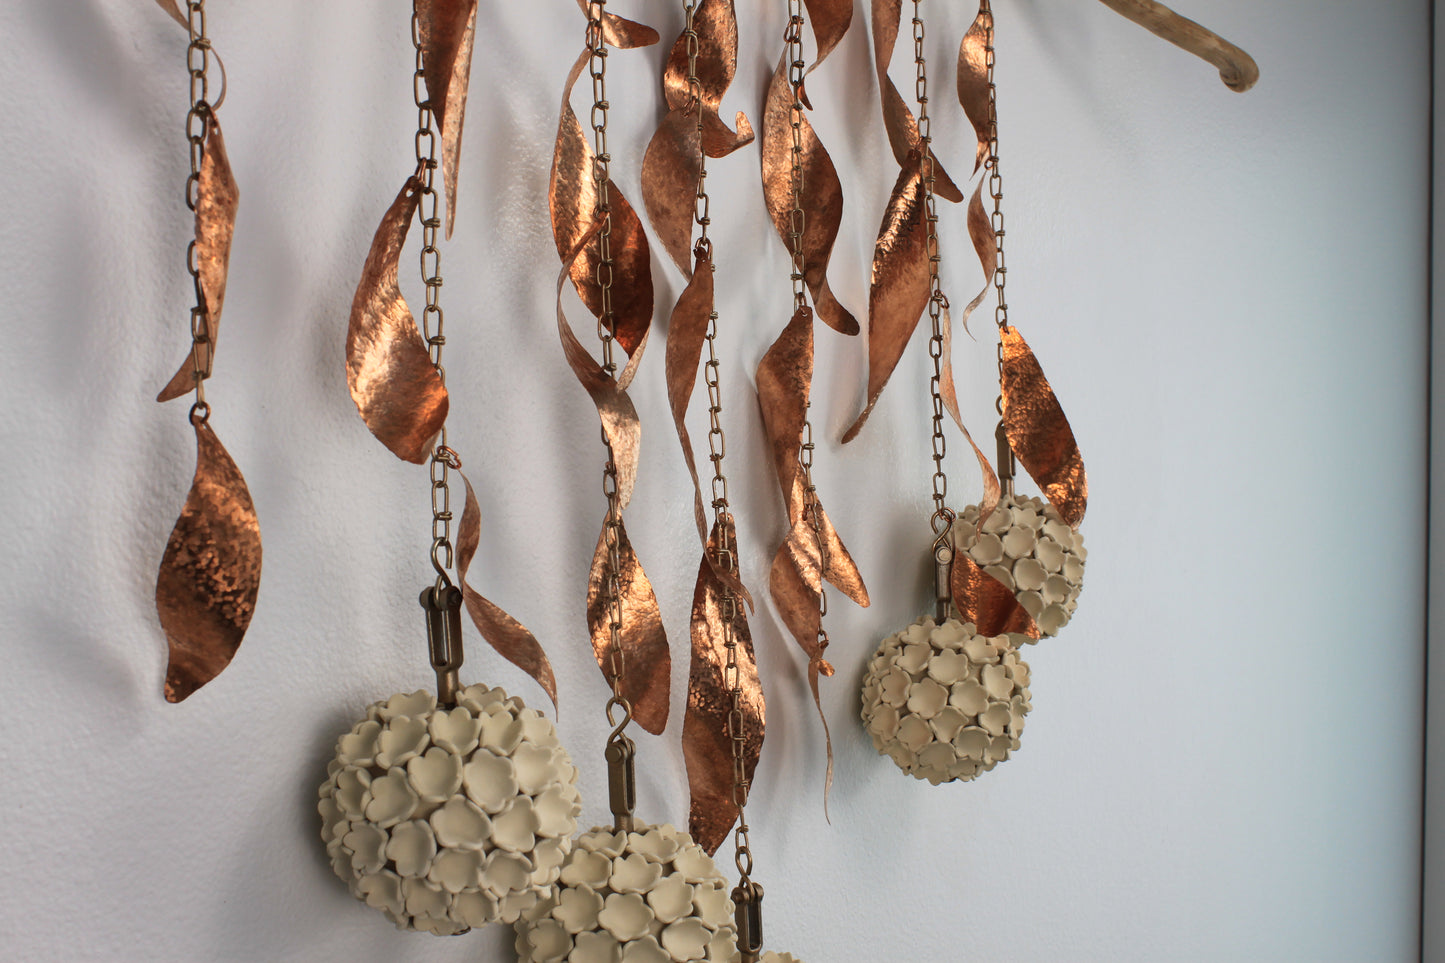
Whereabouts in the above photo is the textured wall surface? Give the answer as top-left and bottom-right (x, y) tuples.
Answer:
(0, 1), (1428, 960)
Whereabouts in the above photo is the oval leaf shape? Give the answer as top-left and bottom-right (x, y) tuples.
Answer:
(346, 176), (449, 464)
(958, 5), (993, 173)
(157, 420), (262, 702)
(756, 306), (814, 523)
(641, 108), (703, 280)
(1001, 325), (1088, 528)
(586, 516), (670, 735)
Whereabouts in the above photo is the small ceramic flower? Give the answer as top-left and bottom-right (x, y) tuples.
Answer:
(954, 492), (1086, 638)
(318, 685), (582, 934)
(861, 617), (1031, 784)
(515, 822), (737, 962)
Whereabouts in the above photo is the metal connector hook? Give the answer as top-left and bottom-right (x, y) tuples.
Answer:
(420, 582), (465, 707)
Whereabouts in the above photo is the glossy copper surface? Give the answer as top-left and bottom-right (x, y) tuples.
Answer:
(1000, 325), (1088, 528)
(756, 306), (814, 524)
(641, 108), (702, 280)
(661, 0), (753, 159)
(417, 0), (477, 239)
(802, 0), (853, 68)
(586, 516), (671, 736)
(573, 0), (661, 48)
(664, 253), (714, 542)
(957, 6), (992, 173)
(950, 553), (1039, 640)
(345, 176), (449, 464)
(871, 0), (962, 202)
(156, 420), (262, 702)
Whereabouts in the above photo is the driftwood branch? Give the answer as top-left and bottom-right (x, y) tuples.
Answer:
(1095, 0), (1259, 92)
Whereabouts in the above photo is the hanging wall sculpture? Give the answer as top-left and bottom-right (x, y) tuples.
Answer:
(151, 0), (263, 704)
(318, 0), (581, 935)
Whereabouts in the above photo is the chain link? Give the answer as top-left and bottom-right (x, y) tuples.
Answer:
(980, 0), (1011, 403)
(181, 0), (213, 424)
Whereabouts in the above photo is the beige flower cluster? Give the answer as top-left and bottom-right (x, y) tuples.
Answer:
(318, 686), (581, 934)
(861, 618), (1032, 784)
(953, 492), (1086, 638)
(514, 822), (737, 962)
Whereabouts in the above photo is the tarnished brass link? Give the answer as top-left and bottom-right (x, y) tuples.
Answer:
(180, 0), (213, 410)
(979, 0), (1011, 415)
(586, 1), (618, 367)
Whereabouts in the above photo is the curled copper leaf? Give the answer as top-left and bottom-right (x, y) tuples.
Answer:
(842, 154), (930, 443)
(661, 0), (753, 159)
(550, 49), (654, 357)
(641, 108), (703, 280)
(756, 306), (814, 523)
(155, 0), (187, 28)
(1001, 326), (1088, 528)
(156, 420), (262, 703)
(455, 470), (557, 709)
(870, 0), (962, 202)
(345, 176), (449, 464)
(664, 253), (714, 543)
(572, 0), (661, 49)
(957, 5), (993, 173)
(760, 57), (858, 337)
(769, 542), (834, 807)
(684, 519), (764, 855)
(586, 515), (671, 736)
(951, 553), (1039, 640)
(781, 507), (869, 609)
(556, 221), (642, 510)
(803, 0), (853, 69)
(417, 0), (477, 240)
(158, 113), (238, 403)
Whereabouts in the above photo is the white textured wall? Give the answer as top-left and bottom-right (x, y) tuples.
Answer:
(0, 1), (1427, 960)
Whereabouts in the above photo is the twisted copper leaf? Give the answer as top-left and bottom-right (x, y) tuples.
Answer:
(572, 0), (661, 48)
(870, 0), (962, 202)
(768, 541), (833, 805)
(664, 253), (713, 544)
(586, 515), (670, 736)
(951, 553), (1039, 640)
(757, 307), (814, 523)
(156, 420), (262, 702)
(780, 509), (868, 608)
(957, 5), (993, 174)
(155, 0), (187, 29)
(803, 0), (854, 69)
(642, 108), (703, 280)
(417, 0), (477, 240)
(456, 470), (557, 709)
(346, 175), (449, 465)
(760, 57), (858, 337)
(1001, 325), (1088, 528)
(555, 220), (642, 511)
(684, 518), (763, 855)
(157, 113), (238, 403)
(842, 154), (929, 443)
(550, 49), (654, 358)
(660, 0), (753, 159)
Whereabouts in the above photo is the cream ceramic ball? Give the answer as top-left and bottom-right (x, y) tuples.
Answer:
(954, 492), (1086, 638)
(318, 685), (582, 934)
(514, 822), (738, 962)
(861, 617), (1031, 784)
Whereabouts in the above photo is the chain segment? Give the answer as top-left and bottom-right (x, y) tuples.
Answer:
(979, 0), (1017, 489)
(181, 0), (213, 425)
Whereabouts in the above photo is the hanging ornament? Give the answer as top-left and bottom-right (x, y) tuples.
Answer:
(151, 0), (262, 704)
(319, 0), (576, 934)
(518, 4), (738, 960)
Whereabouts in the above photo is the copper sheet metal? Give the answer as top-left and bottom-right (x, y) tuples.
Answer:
(842, 155), (929, 443)
(1000, 325), (1088, 528)
(781, 506), (869, 608)
(550, 49), (654, 357)
(756, 306), (814, 524)
(345, 176), (449, 464)
(417, 0), (477, 240)
(661, 0), (753, 159)
(641, 108), (703, 280)
(664, 253), (714, 543)
(957, 5), (993, 173)
(155, 0), (187, 28)
(684, 518), (764, 855)
(555, 222), (642, 510)
(760, 57), (858, 337)
(769, 543), (835, 803)
(586, 516), (671, 736)
(870, 0), (962, 202)
(156, 420), (262, 702)
(1095, 0), (1259, 92)
(455, 470), (558, 708)
(158, 113), (238, 403)
(950, 553), (1039, 640)
(802, 0), (853, 68)
(572, 0), (661, 49)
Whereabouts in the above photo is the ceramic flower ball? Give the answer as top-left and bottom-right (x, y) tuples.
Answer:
(954, 492), (1086, 638)
(861, 617), (1031, 785)
(318, 685), (582, 934)
(514, 822), (738, 963)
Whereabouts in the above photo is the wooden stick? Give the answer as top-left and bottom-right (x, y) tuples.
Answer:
(1095, 0), (1259, 92)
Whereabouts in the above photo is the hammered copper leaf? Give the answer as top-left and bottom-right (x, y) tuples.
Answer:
(155, 0), (187, 28)
(572, 0), (661, 49)
(586, 516), (670, 736)
(156, 420), (262, 703)
(951, 553), (1039, 640)
(780, 507), (869, 608)
(550, 49), (654, 357)
(684, 518), (763, 855)
(802, 0), (853, 68)
(842, 154), (929, 443)
(760, 57), (858, 337)
(456, 470), (557, 709)
(157, 113), (238, 403)
(958, 5), (993, 173)
(661, 0), (753, 159)
(769, 544), (835, 805)
(756, 306), (814, 523)
(665, 252), (714, 542)
(555, 221), (642, 510)
(345, 176), (449, 464)
(642, 108), (703, 280)
(417, 0), (477, 240)
(870, 0), (962, 202)
(1001, 325), (1087, 528)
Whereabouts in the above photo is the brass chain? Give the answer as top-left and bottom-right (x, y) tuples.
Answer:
(182, 0), (212, 425)
(411, 2), (459, 595)
(585, 1), (630, 724)
(982, 1), (1010, 386)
